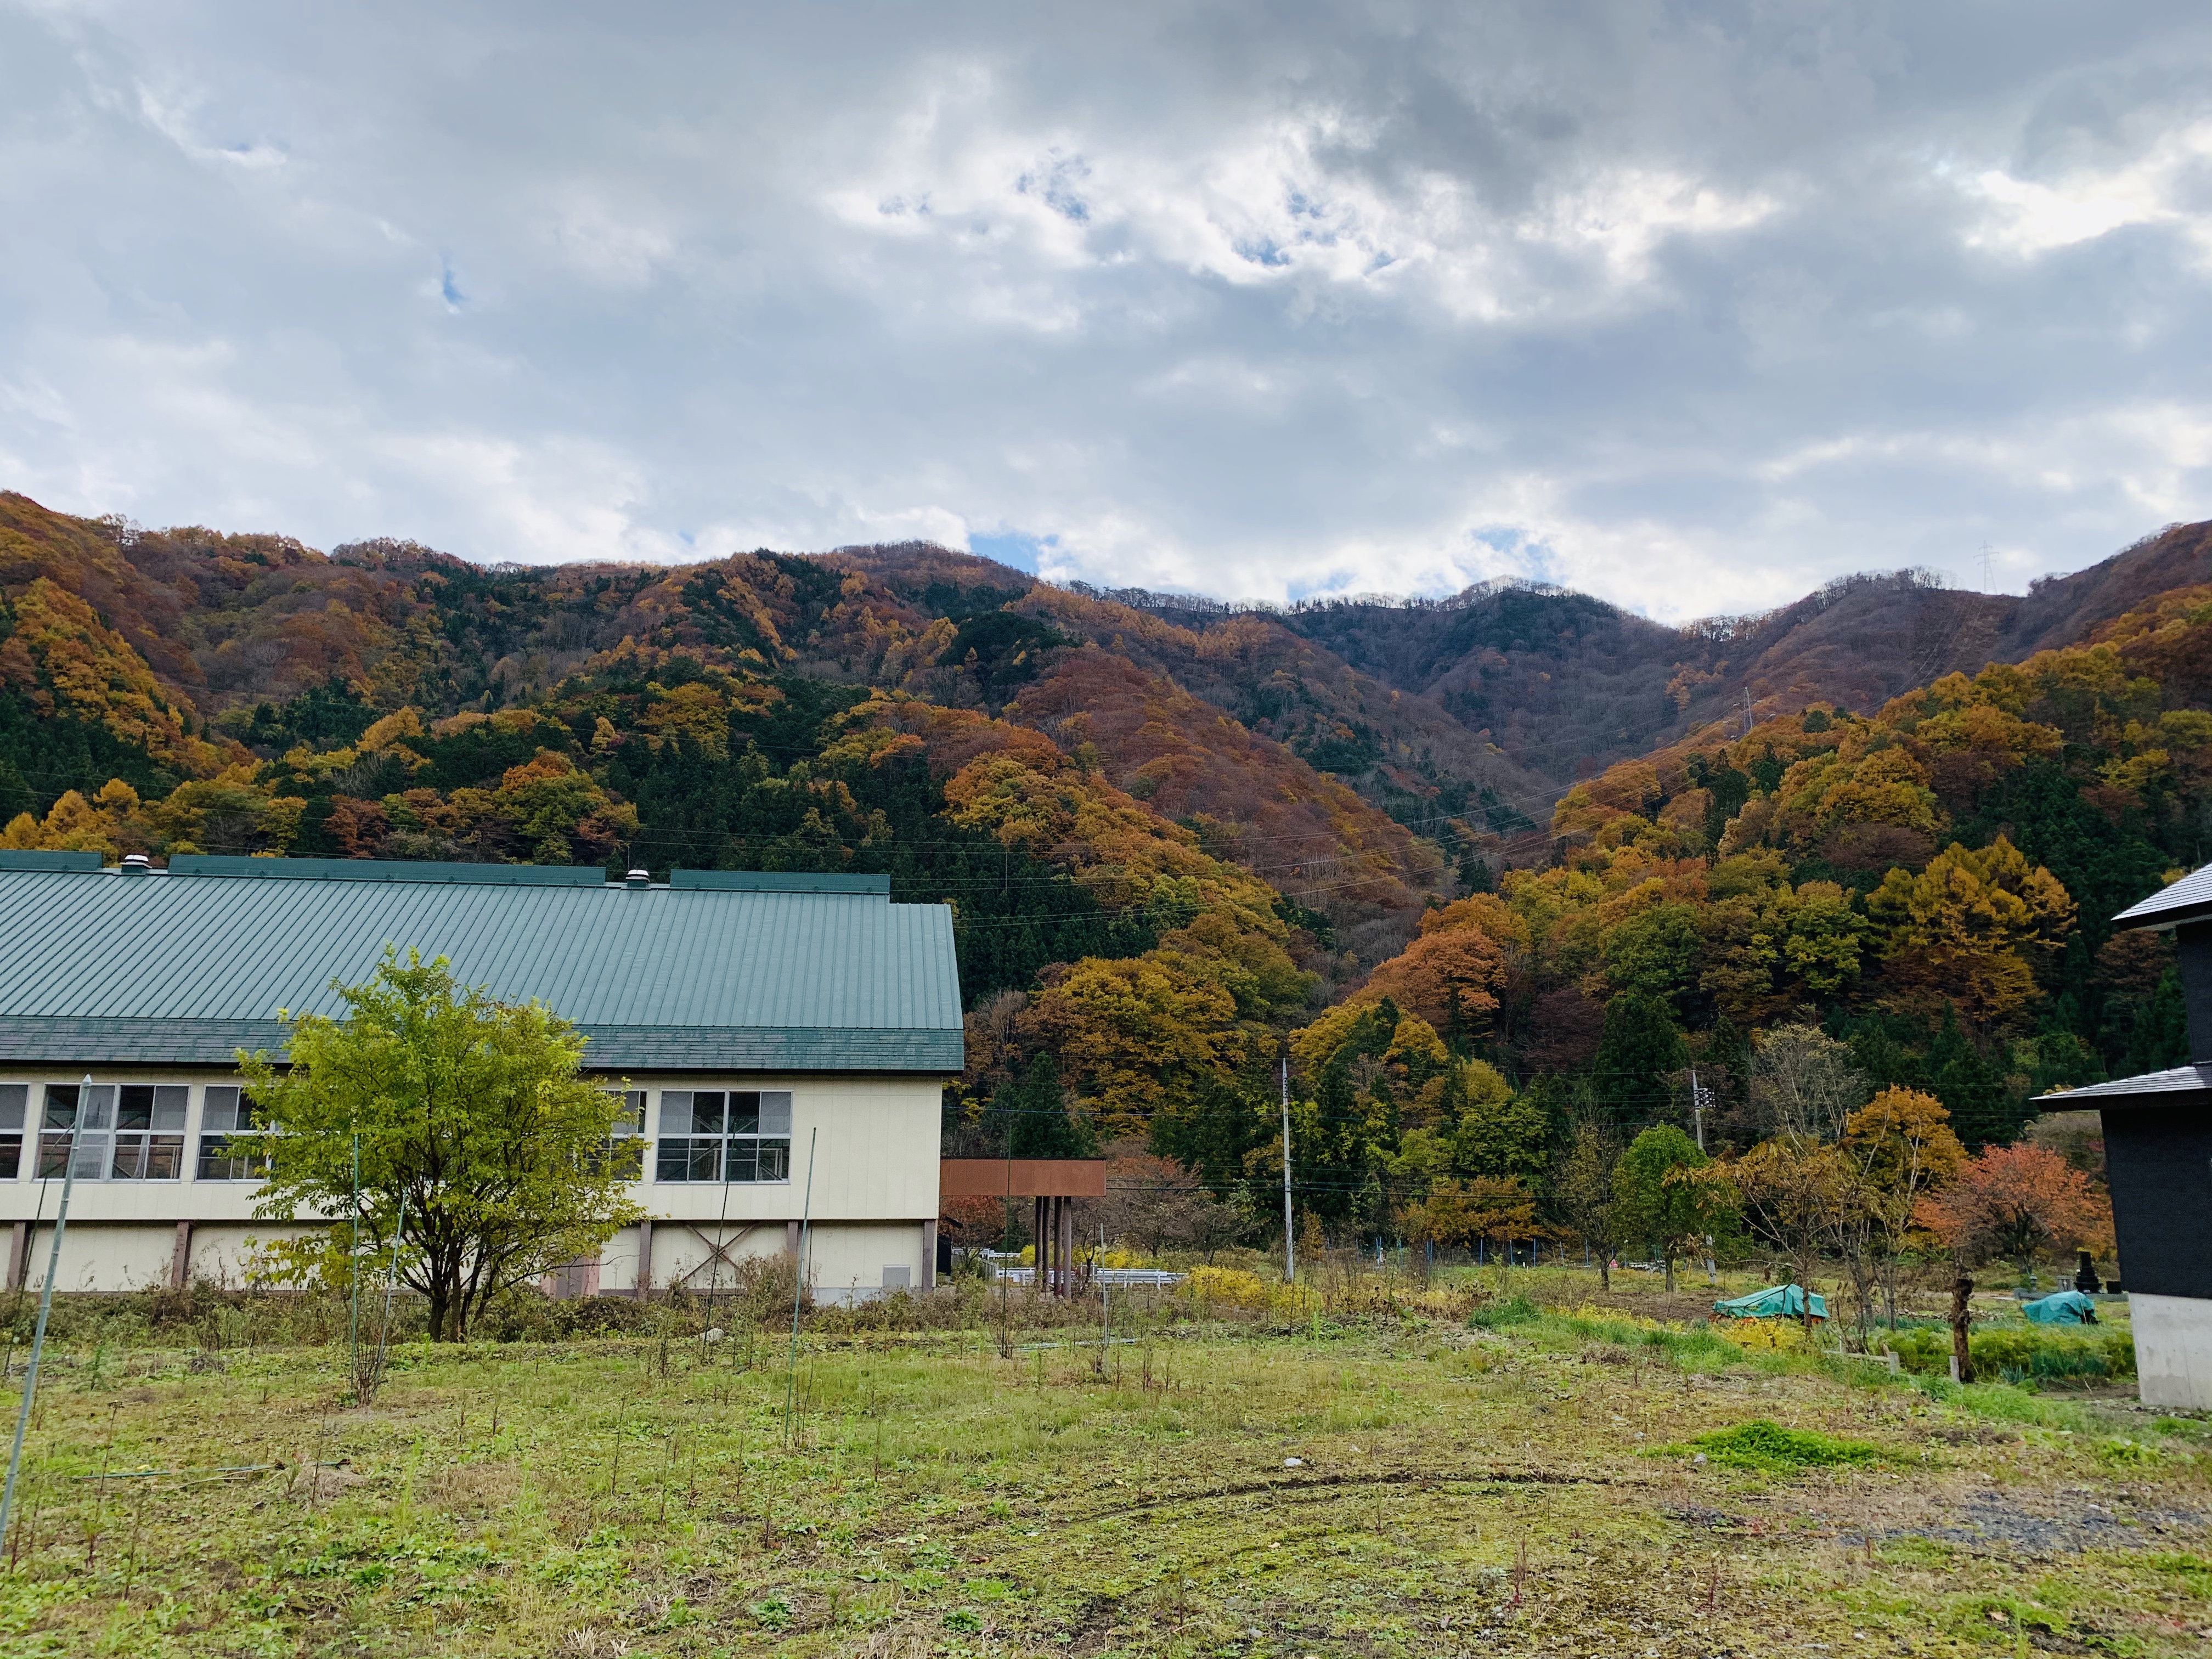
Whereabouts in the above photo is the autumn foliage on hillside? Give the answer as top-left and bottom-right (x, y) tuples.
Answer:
(0, 489), (2190, 1285)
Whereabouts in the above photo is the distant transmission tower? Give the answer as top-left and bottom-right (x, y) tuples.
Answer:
(1979, 541), (1996, 592)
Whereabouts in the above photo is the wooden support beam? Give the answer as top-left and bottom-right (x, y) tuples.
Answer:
(171, 1221), (193, 1292)
(7, 1222), (25, 1292)
(921, 1220), (937, 1291)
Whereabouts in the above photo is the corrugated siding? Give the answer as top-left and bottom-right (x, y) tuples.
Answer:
(0, 872), (962, 1067)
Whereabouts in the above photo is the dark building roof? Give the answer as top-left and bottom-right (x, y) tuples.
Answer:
(2111, 863), (2212, 932)
(0, 858), (961, 1072)
(2040, 1065), (2212, 1108)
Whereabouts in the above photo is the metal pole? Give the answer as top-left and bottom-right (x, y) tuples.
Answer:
(0, 1074), (88, 1556)
(1280, 1053), (1295, 1284)
(782, 1126), (817, 1445)
(348, 1132), (361, 1392)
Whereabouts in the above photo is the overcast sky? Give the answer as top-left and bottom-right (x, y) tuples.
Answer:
(4, 3), (2210, 621)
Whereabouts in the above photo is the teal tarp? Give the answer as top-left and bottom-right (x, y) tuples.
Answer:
(1712, 1284), (1828, 1321)
(2021, 1290), (2098, 1324)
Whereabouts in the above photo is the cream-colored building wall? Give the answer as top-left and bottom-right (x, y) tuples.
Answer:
(0, 1067), (944, 1290)
(614, 1219), (924, 1302)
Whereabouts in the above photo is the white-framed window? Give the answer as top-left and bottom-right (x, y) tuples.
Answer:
(110, 1085), (188, 1180)
(196, 1085), (272, 1181)
(0, 1086), (24, 1180)
(38, 1084), (115, 1179)
(654, 1090), (792, 1183)
(597, 1089), (647, 1176)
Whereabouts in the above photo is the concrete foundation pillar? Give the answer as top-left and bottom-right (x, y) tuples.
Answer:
(633, 1219), (654, 1302)
(2131, 1292), (2212, 1410)
(921, 1219), (937, 1290)
(171, 1221), (193, 1291)
(7, 1222), (25, 1292)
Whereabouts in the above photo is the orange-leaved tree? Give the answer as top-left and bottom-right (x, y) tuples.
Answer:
(1399, 1176), (1538, 1262)
(1911, 1142), (2112, 1283)
(1843, 1086), (1968, 1328)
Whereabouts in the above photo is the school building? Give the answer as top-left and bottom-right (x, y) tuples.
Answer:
(0, 853), (962, 1303)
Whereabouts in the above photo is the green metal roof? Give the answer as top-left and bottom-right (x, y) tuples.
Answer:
(0, 868), (962, 1073)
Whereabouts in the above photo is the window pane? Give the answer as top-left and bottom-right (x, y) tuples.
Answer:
(239, 1092), (270, 1132)
(71, 1135), (109, 1180)
(195, 1135), (232, 1180)
(0, 1135), (19, 1180)
(655, 1138), (692, 1182)
(0, 1086), (25, 1133)
(36, 1133), (71, 1178)
(759, 1092), (793, 1136)
(607, 1090), (646, 1136)
(200, 1086), (240, 1132)
(41, 1085), (77, 1131)
(686, 1138), (721, 1182)
(82, 1086), (116, 1132)
(118, 1086), (155, 1131)
(657, 1091), (692, 1136)
(727, 1092), (760, 1136)
(724, 1141), (758, 1183)
(689, 1092), (726, 1135)
(758, 1138), (791, 1181)
(110, 1135), (145, 1181)
(151, 1087), (189, 1131)
(144, 1136), (183, 1181)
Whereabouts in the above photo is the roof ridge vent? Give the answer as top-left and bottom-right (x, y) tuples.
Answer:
(625, 868), (651, 889)
(120, 853), (152, 876)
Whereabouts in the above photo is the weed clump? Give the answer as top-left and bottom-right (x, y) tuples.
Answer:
(1467, 1294), (1539, 1330)
(1682, 1419), (1881, 1471)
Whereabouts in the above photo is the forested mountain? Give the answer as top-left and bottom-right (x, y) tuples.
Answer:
(2, 487), (2207, 1235)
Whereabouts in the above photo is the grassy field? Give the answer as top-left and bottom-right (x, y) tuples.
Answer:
(0, 1271), (2204, 1657)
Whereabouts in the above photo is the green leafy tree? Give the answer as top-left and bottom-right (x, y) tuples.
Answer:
(241, 949), (647, 1342)
(1612, 1125), (1732, 1291)
(1553, 1121), (1622, 1289)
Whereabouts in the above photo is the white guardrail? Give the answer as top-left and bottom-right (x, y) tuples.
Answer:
(984, 1265), (1185, 1287)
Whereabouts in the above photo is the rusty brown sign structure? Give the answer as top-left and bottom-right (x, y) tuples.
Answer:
(939, 1158), (1105, 1297)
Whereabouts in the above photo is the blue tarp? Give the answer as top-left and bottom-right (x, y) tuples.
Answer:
(2021, 1290), (2099, 1324)
(1712, 1284), (1829, 1321)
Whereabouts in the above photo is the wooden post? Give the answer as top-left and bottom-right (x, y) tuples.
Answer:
(170, 1221), (192, 1292)
(5, 1224), (24, 1293)
(1058, 1197), (1073, 1298)
(921, 1220), (937, 1291)
(785, 1220), (800, 1257)
(634, 1220), (655, 1302)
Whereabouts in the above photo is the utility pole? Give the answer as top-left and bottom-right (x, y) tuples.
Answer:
(1280, 1052), (1295, 1284)
(1690, 1068), (1708, 1152)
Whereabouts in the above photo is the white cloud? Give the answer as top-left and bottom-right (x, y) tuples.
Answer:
(1, 1), (2210, 627)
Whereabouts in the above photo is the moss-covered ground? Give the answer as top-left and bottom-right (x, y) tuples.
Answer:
(0, 1279), (2203, 1657)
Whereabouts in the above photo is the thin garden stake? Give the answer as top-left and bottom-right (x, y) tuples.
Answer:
(371, 1189), (406, 1392)
(782, 1126), (817, 1444)
(1, 1074), (89, 1559)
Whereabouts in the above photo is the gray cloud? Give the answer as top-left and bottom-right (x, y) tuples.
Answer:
(2, 1), (2210, 619)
